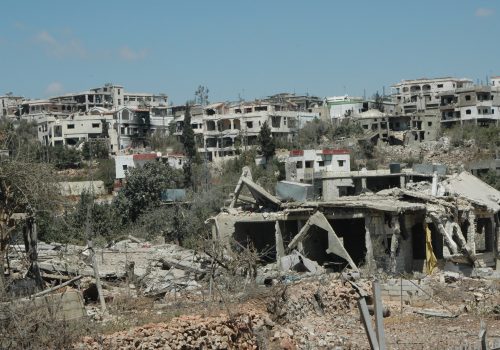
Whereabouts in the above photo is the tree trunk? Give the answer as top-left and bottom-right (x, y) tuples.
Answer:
(0, 223), (8, 299)
(24, 218), (44, 290)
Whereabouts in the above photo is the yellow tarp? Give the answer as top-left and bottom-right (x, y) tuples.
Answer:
(425, 224), (438, 274)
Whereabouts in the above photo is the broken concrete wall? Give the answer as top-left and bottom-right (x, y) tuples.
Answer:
(216, 209), (416, 273)
(364, 213), (416, 274)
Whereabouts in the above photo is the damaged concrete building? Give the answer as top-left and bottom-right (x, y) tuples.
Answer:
(211, 168), (500, 276)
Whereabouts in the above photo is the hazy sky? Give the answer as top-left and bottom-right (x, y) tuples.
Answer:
(1, 0), (499, 104)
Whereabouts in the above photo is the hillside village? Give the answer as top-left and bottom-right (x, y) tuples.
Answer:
(1, 74), (500, 349)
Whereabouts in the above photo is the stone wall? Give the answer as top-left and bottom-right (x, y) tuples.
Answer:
(380, 278), (432, 302)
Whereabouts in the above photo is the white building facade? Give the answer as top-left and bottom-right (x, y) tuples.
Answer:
(391, 77), (473, 115)
(286, 149), (351, 183)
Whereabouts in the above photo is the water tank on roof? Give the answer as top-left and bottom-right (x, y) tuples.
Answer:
(389, 163), (401, 174)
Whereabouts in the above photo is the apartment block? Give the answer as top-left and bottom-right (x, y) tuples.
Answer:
(439, 82), (500, 126)
(171, 94), (321, 161)
(0, 94), (23, 117)
(326, 95), (395, 121)
(355, 109), (439, 144)
(37, 113), (113, 147)
(391, 77), (473, 115)
(285, 149), (351, 183)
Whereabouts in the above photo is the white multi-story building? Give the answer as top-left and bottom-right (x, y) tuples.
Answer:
(37, 113), (113, 147)
(1, 94), (23, 117)
(439, 81), (500, 126)
(171, 99), (320, 161)
(114, 152), (186, 179)
(326, 95), (365, 120)
(286, 149), (350, 183)
(391, 77), (473, 115)
(326, 95), (396, 121)
(29, 84), (172, 152)
(201, 101), (319, 160)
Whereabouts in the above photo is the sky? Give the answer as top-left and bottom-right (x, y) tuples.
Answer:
(0, 0), (499, 104)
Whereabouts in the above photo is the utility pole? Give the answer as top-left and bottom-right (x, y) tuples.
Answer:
(85, 139), (107, 313)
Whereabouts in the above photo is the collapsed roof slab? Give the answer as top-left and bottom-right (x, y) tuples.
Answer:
(229, 166), (281, 210)
(288, 211), (359, 271)
(442, 172), (500, 213)
(281, 195), (427, 214)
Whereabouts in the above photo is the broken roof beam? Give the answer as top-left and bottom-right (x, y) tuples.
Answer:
(228, 166), (281, 210)
(288, 211), (358, 271)
(241, 177), (281, 210)
(229, 166), (252, 208)
(428, 212), (480, 266)
(428, 212), (458, 255)
(282, 199), (426, 213)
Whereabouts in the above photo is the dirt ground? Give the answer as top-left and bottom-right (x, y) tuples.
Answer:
(72, 272), (500, 350)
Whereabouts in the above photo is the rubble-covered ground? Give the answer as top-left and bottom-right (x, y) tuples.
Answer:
(74, 272), (500, 349)
(375, 137), (488, 171)
(9, 239), (500, 349)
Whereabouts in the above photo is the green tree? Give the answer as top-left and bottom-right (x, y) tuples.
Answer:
(49, 146), (82, 169)
(131, 111), (151, 148)
(258, 121), (275, 162)
(194, 85), (210, 106)
(0, 160), (58, 293)
(0, 118), (41, 161)
(181, 104), (198, 188)
(479, 170), (500, 191)
(114, 161), (183, 223)
(373, 91), (385, 112)
(82, 139), (109, 160)
(95, 158), (115, 193)
(297, 119), (332, 147)
(182, 104), (196, 159)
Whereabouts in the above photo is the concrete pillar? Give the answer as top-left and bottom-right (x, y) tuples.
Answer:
(364, 216), (375, 273)
(275, 221), (285, 269)
(361, 177), (367, 190)
(389, 215), (401, 274)
(297, 220), (304, 254)
(400, 175), (406, 189)
(230, 119), (234, 130)
(495, 215), (500, 270)
(490, 215), (497, 255)
(466, 211), (476, 254)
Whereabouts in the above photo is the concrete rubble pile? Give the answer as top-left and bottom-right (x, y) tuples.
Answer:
(76, 313), (258, 350)
(267, 277), (372, 348)
(8, 238), (211, 297)
(376, 136), (484, 171)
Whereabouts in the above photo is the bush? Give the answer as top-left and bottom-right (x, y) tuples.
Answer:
(114, 161), (183, 223)
(38, 191), (120, 244)
(48, 146), (82, 169)
(296, 119), (363, 148)
(479, 170), (500, 191)
(125, 186), (225, 246)
(95, 158), (115, 192)
(445, 125), (500, 151)
(0, 298), (92, 349)
(82, 139), (109, 160)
